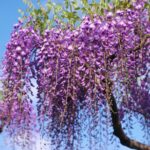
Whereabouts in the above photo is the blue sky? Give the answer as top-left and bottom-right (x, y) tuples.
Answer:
(0, 0), (148, 150)
(0, 0), (25, 59)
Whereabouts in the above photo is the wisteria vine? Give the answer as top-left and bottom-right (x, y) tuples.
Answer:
(0, 0), (150, 149)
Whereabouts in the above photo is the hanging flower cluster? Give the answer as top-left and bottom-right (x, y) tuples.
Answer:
(1, 0), (150, 149)
(1, 24), (40, 133)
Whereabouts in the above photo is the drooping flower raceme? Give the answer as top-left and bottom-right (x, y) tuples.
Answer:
(1, 25), (40, 134)
(1, 0), (150, 149)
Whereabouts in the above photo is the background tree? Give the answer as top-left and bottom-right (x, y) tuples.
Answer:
(0, 0), (150, 150)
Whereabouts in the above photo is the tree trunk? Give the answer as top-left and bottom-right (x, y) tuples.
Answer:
(108, 93), (150, 150)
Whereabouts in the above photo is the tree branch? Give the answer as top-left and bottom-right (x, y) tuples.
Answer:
(107, 93), (150, 150)
(134, 34), (150, 51)
(106, 34), (150, 149)
(107, 34), (150, 63)
(0, 117), (5, 133)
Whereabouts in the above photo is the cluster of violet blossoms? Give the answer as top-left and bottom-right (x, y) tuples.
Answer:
(1, 25), (40, 133)
(0, 0), (150, 148)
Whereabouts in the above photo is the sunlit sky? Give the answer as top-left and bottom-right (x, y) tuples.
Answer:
(0, 1), (147, 150)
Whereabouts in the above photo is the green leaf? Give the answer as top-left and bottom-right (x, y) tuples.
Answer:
(81, 0), (88, 6)
(0, 91), (3, 100)
(74, 7), (80, 10)
(72, 0), (78, 9)
(65, 0), (69, 9)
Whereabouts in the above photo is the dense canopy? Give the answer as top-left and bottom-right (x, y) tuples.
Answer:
(0, 0), (150, 150)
